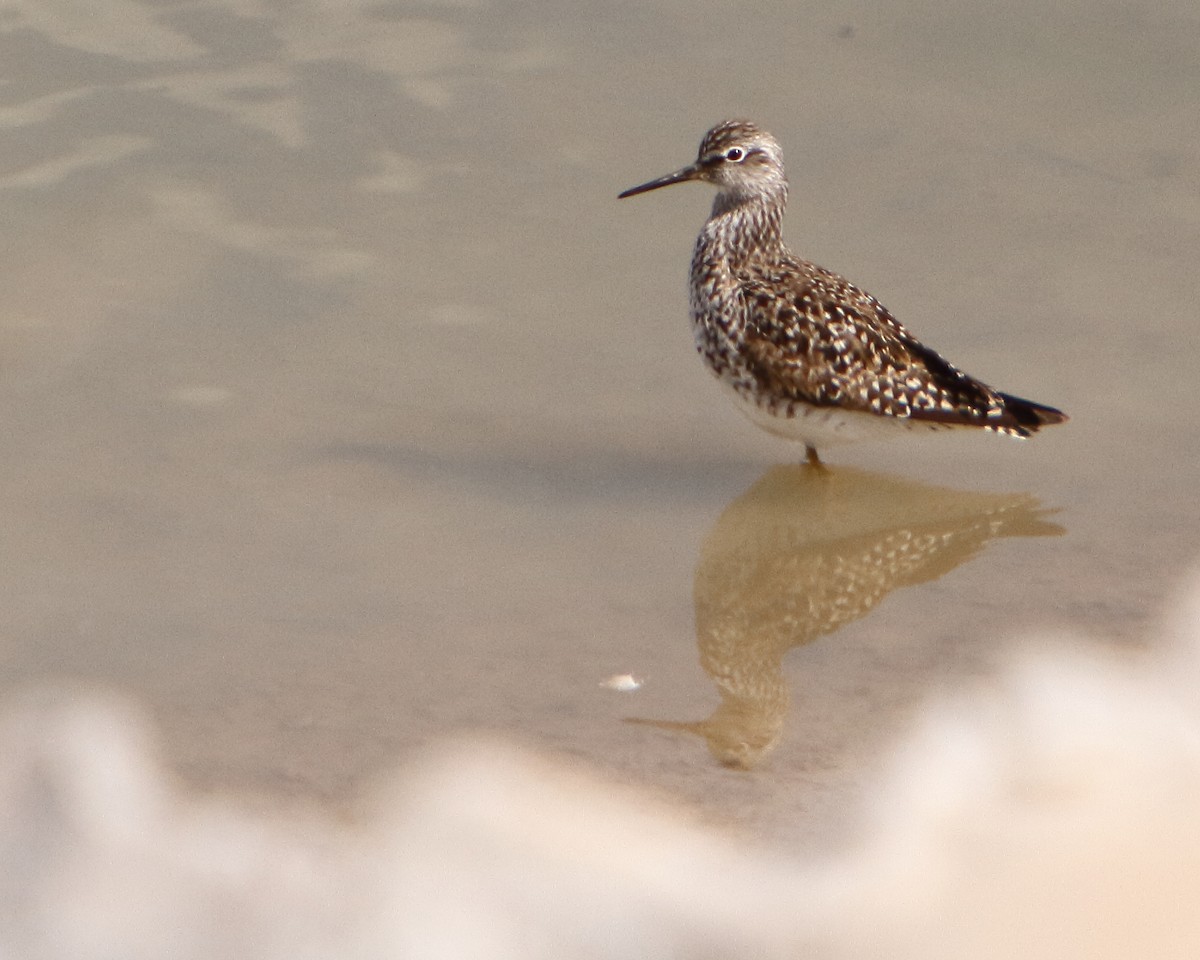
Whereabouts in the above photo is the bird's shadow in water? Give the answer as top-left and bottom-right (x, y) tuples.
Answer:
(625, 464), (1064, 770)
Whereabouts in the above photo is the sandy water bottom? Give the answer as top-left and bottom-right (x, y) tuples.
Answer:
(1, 0), (1198, 855)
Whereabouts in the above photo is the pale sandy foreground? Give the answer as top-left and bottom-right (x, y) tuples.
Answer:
(5, 576), (1200, 959)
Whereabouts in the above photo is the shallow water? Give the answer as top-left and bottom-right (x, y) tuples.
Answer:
(2, 0), (1198, 852)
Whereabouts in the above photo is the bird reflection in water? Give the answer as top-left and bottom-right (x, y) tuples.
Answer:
(626, 465), (1063, 769)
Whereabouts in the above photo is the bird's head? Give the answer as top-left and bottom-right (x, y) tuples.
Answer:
(618, 119), (787, 203)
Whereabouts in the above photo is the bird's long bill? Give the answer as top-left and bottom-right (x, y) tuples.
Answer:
(617, 163), (700, 199)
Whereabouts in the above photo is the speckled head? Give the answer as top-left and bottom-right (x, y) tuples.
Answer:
(618, 119), (787, 203)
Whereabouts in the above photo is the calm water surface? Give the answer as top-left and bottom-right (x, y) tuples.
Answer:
(2, 0), (1198, 851)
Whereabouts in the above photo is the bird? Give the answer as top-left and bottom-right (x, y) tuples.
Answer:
(618, 119), (1067, 466)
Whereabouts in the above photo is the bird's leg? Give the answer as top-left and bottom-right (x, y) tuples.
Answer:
(804, 445), (824, 469)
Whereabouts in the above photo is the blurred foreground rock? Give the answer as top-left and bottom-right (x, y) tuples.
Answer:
(4, 574), (1200, 959)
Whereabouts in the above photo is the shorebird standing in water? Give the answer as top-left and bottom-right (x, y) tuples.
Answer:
(618, 120), (1067, 466)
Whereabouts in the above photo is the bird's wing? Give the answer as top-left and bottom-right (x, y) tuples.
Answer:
(734, 260), (1035, 431)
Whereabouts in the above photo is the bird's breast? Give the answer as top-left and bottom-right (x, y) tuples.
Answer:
(689, 253), (748, 380)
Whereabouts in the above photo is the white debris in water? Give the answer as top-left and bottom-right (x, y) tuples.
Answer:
(599, 673), (644, 692)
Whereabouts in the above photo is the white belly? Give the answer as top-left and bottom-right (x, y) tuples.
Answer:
(717, 379), (951, 450)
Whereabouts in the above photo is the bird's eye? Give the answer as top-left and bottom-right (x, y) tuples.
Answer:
(725, 147), (745, 162)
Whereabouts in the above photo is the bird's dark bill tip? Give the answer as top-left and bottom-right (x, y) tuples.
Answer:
(617, 166), (697, 199)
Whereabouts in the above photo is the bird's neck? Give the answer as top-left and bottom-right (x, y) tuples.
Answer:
(704, 186), (787, 262)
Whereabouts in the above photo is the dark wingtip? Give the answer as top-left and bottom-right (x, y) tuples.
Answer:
(1000, 393), (1069, 433)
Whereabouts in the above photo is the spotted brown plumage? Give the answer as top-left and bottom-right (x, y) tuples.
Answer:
(619, 119), (1067, 464)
